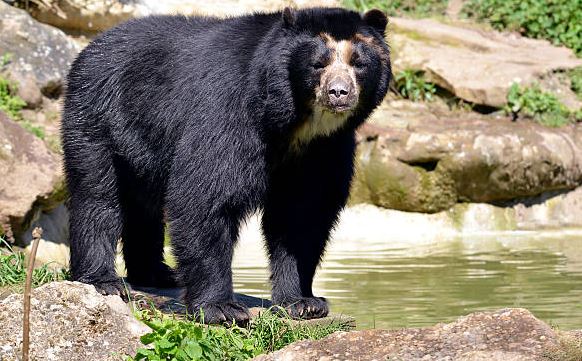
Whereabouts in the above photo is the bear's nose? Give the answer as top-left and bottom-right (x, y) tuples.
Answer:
(328, 79), (350, 100)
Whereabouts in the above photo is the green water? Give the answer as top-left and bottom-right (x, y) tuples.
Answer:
(232, 230), (582, 330)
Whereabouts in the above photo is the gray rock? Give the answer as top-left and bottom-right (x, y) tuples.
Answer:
(0, 281), (148, 361)
(391, 17), (582, 108)
(0, 2), (80, 97)
(24, 0), (340, 33)
(351, 100), (582, 213)
(0, 111), (65, 244)
(253, 308), (561, 361)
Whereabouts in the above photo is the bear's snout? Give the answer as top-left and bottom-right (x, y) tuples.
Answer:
(327, 77), (354, 109)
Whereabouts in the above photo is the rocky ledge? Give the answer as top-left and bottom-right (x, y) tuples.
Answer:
(254, 308), (581, 361)
(1, 282), (580, 361)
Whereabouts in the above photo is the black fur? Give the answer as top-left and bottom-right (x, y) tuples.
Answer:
(63, 7), (391, 324)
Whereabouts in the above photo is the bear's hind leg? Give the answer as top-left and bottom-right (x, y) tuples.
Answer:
(66, 146), (126, 299)
(120, 189), (176, 289)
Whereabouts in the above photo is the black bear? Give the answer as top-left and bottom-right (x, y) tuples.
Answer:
(62, 7), (391, 324)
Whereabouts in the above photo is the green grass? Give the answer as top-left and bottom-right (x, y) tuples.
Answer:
(568, 67), (582, 99)
(462, 0), (582, 56)
(128, 307), (351, 361)
(0, 238), (69, 292)
(342, 0), (448, 18)
(0, 74), (46, 139)
(0, 76), (26, 120)
(505, 83), (580, 127)
(394, 69), (437, 101)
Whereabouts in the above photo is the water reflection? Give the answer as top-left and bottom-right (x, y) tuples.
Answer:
(232, 212), (582, 329)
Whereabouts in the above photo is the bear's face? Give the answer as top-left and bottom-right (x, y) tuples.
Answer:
(284, 8), (391, 149)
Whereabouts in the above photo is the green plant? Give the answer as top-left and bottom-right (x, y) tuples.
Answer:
(568, 67), (582, 99)
(462, 0), (582, 56)
(1, 53), (12, 67)
(0, 238), (69, 290)
(505, 83), (575, 127)
(394, 69), (437, 101)
(128, 307), (351, 361)
(0, 77), (26, 120)
(342, 0), (448, 18)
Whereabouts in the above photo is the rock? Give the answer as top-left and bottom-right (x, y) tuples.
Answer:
(23, 0), (339, 33)
(253, 308), (560, 361)
(0, 281), (149, 361)
(0, 2), (80, 97)
(390, 17), (582, 107)
(351, 100), (582, 213)
(5, 72), (43, 109)
(0, 111), (65, 244)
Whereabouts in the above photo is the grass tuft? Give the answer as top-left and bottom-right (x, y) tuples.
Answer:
(505, 83), (579, 127)
(0, 238), (69, 292)
(128, 306), (351, 361)
(394, 69), (437, 102)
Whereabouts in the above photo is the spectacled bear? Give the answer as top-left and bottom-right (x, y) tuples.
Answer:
(62, 7), (391, 324)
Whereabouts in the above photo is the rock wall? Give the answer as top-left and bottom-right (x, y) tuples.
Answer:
(352, 100), (582, 214)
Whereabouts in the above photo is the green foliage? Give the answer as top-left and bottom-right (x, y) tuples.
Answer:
(569, 67), (582, 99)
(0, 238), (69, 290)
(394, 70), (437, 101)
(128, 308), (351, 361)
(1, 53), (12, 67)
(0, 76), (26, 120)
(342, 0), (448, 18)
(505, 83), (577, 127)
(0, 74), (46, 139)
(462, 0), (582, 56)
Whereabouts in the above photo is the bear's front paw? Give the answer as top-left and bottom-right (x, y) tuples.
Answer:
(275, 297), (329, 320)
(189, 301), (251, 325)
(92, 279), (129, 302)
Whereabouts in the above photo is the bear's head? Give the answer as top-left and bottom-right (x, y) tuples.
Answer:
(280, 7), (391, 149)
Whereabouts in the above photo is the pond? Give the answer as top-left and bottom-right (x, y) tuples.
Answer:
(232, 207), (582, 330)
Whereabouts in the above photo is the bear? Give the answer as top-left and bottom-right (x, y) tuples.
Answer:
(62, 7), (391, 324)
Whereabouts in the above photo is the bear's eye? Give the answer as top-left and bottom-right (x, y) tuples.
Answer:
(351, 54), (367, 69)
(311, 61), (326, 70)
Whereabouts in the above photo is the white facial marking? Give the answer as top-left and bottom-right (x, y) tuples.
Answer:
(290, 104), (352, 151)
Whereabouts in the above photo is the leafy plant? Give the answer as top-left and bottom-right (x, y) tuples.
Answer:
(0, 76), (26, 120)
(1, 53), (12, 67)
(394, 69), (437, 101)
(462, 0), (582, 56)
(0, 75), (46, 139)
(505, 83), (576, 127)
(568, 67), (582, 99)
(342, 0), (448, 18)
(0, 238), (69, 290)
(128, 307), (351, 361)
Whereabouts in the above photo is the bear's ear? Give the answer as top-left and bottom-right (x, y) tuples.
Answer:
(363, 9), (388, 35)
(282, 7), (296, 28)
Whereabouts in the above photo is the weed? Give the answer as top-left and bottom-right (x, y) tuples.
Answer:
(505, 83), (576, 127)
(0, 77), (26, 120)
(342, 0), (448, 18)
(1, 53), (12, 67)
(462, 0), (582, 56)
(568, 67), (582, 99)
(0, 238), (69, 291)
(394, 69), (437, 101)
(128, 307), (351, 361)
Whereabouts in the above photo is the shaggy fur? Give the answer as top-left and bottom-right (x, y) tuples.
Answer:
(62, 7), (391, 324)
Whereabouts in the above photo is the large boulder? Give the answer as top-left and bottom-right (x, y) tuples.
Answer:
(253, 308), (562, 361)
(351, 100), (582, 213)
(0, 2), (80, 97)
(21, 0), (339, 33)
(390, 17), (582, 108)
(0, 281), (149, 361)
(0, 111), (65, 244)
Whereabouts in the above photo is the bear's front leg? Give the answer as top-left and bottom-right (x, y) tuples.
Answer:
(168, 210), (250, 325)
